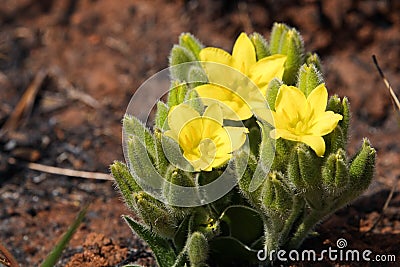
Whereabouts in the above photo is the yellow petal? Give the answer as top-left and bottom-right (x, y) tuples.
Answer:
(309, 111), (343, 136)
(200, 47), (232, 66)
(209, 154), (231, 170)
(250, 54), (286, 92)
(168, 104), (200, 135)
(232, 33), (256, 74)
(178, 118), (203, 152)
(275, 85), (307, 118)
(299, 135), (326, 157)
(270, 128), (300, 141)
(307, 83), (328, 116)
(224, 126), (249, 151)
(195, 84), (253, 120)
(254, 108), (275, 125)
(203, 103), (223, 125)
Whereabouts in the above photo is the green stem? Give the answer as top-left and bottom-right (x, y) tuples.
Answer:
(287, 209), (325, 249)
(279, 195), (305, 244)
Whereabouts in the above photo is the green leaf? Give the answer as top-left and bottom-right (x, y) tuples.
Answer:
(220, 205), (263, 246)
(124, 215), (177, 267)
(40, 204), (88, 267)
(209, 236), (259, 264)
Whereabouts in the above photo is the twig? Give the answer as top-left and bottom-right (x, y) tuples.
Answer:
(372, 55), (400, 111)
(8, 158), (113, 181)
(365, 181), (397, 234)
(49, 67), (100, 109)
(0, 70), (47, 137)
(0, 242), (19, 267)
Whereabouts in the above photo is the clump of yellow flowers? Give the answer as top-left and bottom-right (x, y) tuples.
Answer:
(112, 23), (376, 267)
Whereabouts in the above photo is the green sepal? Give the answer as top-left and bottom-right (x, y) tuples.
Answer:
(110, 161), (141, 211)
(265, 78), (283, 111)
(324, 125), (346, 155)
(134, 191), (178, 239)
(154, 129), (170, 175)
(161, 134), (194, 172)
(250, 32), (270, 60)
(179, 33), (204, 60)
(269, 23), (304, 85)
(163, 167), (196, 211)
(168, 81), (189, 107)
(249, 122), (275, 192)
(169, 45), (197, 81)
(187, 65), (207, 87)
(305, 52), (322, 73)
(185, 89), (204, 114)
(155, 101), (169, 131)
(321, 149), (349, 192)
(187, 232), (209, 266)
(296, 63), (324, 97)
(326, 95), (350, 147)
(190, 208), (219, 240)
(123, 215), (177, 267)
(234, 150), (261, 205)
(123, 114), (157, 163)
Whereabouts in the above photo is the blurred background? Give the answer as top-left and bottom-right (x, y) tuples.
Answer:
(1, 0), (399, 266)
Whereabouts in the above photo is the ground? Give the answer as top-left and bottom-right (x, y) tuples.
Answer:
(0, 0), (399, 266)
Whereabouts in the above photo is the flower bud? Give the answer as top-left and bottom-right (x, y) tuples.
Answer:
(169, 45), (197, 80)
(188, 232), (209, 266)
(349, 138), (376, 192)
(269, 23), (304, 85)
(179, 33), (204, 60)
(250, 32), (270, 60)
(111, 161), (141, 211)
(262, 172), (293, 216)
(305, 52), (322, 73)
(321, 149), (349, 192)
(134, 192), (178, 238)
(296, 64), (324, 97)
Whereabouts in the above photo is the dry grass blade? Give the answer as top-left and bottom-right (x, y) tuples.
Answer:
(0, 242), (19, 267)
(8, 157), (113, 180)
(0, 70), (47, 137)
(372, 55), (400, 112)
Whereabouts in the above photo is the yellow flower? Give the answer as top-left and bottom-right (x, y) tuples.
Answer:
(195, 33), (287, 121)
(270, 84), (343, 157)
(164, 103), (248, 171)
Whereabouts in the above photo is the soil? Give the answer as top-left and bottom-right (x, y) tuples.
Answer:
(0, 0), (399, 266)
